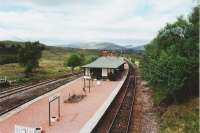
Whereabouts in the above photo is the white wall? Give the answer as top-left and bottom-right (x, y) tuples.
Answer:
(85, 68), (90, 76)
(102, 68), (107, 77)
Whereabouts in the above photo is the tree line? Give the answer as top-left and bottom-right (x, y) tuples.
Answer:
(140, 5), (199, 104)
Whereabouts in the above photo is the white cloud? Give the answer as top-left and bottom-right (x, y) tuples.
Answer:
(0, 0), (197, 46)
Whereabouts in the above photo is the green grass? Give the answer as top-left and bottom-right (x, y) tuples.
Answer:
(0, 60), (73, 84)
(0, 46), (99, 85)
(150, 85), (199, 133)
(0, 63), (24, 80)
(160, 97), (199, 133)
(146, 78), (199, 133)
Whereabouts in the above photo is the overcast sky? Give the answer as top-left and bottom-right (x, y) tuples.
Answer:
(0, 0), (197, 46)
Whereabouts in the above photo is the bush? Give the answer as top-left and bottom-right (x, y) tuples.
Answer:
(64, 54), (83, 73)
(18, 41), (45, 75)
(140, 6), (199, 104)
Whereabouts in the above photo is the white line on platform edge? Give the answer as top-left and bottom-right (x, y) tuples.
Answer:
(79, 70), (128, 133)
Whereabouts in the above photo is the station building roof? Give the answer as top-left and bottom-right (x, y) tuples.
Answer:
(81, 56), (125, 69)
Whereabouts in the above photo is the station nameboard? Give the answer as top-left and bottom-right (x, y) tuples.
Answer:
(15, 125), (35, 133)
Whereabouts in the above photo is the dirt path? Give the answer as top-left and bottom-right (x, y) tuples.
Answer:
(129, 68), (159, 133)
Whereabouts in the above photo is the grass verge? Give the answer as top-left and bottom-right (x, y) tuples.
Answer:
(159, 97), (199, 133)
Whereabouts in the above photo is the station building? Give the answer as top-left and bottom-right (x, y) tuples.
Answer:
(81, 56), (126, 80)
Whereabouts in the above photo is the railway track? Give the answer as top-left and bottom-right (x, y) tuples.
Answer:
(0, 72), (82, 99)
(0, 72), (83, 116)
(92, 63), (136, 133)
(0, 72), (82, 92)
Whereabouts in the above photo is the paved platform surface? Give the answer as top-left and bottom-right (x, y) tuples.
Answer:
(0, 71), (127, 133)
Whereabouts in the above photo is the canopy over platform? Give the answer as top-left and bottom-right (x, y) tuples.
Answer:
(81, 57), (125, 69)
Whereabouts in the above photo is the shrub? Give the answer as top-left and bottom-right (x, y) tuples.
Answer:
(140, 6), (199, 104)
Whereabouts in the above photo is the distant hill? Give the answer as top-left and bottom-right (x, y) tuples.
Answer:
(61, 42), (125, 50)
(0, 40), (100, 65)
(131, 45), (145, 51)
(126, 45), (145, 54)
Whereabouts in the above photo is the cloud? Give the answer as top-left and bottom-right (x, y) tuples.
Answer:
(0, 0), (197, 46)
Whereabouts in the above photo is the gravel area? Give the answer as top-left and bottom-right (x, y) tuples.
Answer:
(129, 69), (159, 133)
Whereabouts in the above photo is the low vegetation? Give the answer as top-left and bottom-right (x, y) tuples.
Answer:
(0, 43), (100, 85)
(160, 98), (199, 133)
(140, 5), (199, 132)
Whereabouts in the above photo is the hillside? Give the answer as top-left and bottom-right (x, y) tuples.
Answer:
(127, 45), (145, 53)
(0, 41), (100, 85)
(0, 41), (100, 64)
(62, 42), (125, 50)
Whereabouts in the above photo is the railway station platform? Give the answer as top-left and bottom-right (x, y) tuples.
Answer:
(0, 67), (128, 133)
